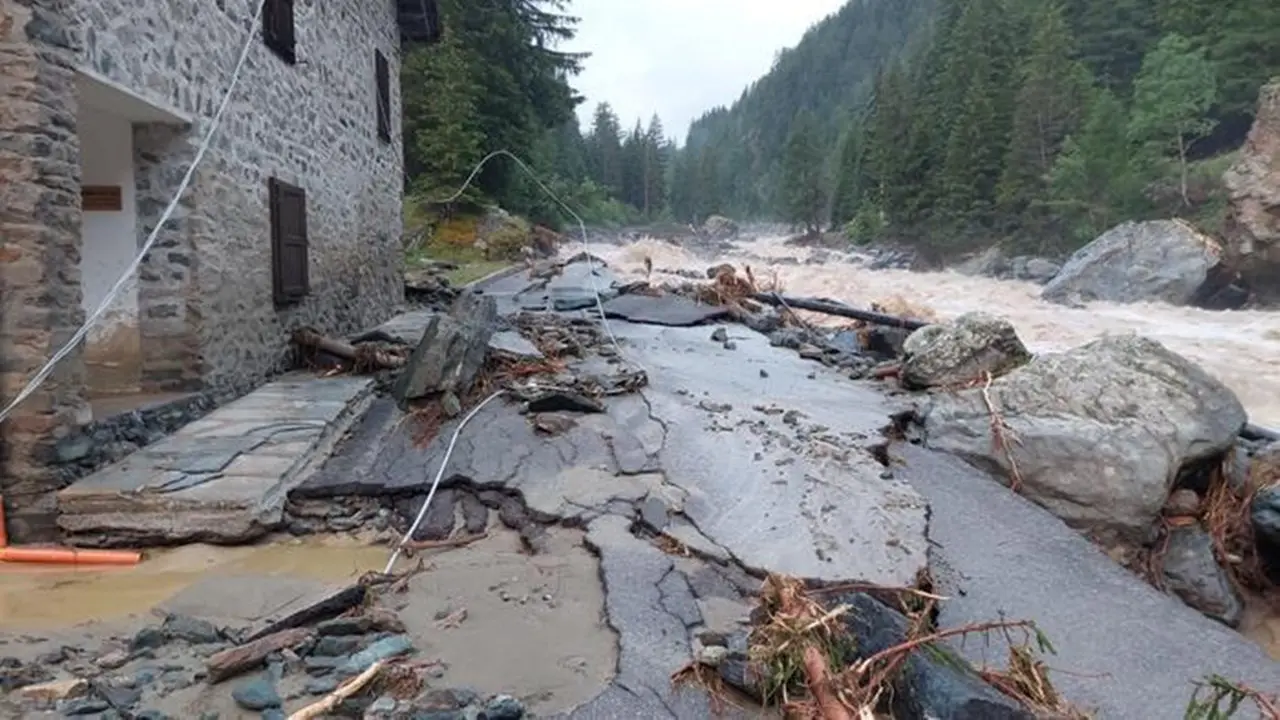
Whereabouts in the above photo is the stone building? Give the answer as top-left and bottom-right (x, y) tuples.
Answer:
(0, 0), (439, 539)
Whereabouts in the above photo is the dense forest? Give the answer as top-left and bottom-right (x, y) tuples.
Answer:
(402, 0), (1280, 256)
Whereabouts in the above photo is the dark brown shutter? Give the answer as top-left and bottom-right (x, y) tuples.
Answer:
(270, 178), (309, 306)
(375, 50), (391, 143)
(263, 0), (297, 64)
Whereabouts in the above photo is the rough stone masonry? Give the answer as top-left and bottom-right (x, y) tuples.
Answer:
(0, 0), (412, 539)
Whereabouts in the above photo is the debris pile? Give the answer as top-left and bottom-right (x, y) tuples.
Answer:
(678, 574), (1084, 719)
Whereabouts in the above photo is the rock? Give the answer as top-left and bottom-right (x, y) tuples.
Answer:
(1019, 257), (1061, 284)
(483, 694), (525, 719)
(130, 626), (167, 651)
(311, 635), (362, 657)
(487, 331), (543, 361)
(900, 313), (1031, 390)
(546, 257), (619, 311)
(921, 334), (1247, 546)
(0, 658), (53, 693)
(1162, 488), (1202, 518)
(703, 215), (740, 240)
(161, 614), (222, 644)
(1041, 220), (1230, 307)
(15, 677), (88, 702)
(415, 687), (479, 711)
(1222, 81), (1280, 305)
(339, 635), (414, 675)
(305, 676), (339, 694)
(232, 673), (282, 711)
(95, 650), (130, 671)
(61, 697), (111, 715)
(392, 292), (497, 405)
(955, 246), (1007, 277)
(1252, 483), (1280, 581)
(476, 207), (532, 260)
(1161, 526), (1243, 627)
(832, 592), (1034, 719)
(694, 644), (728, 668)
(710, 327), (728, 343)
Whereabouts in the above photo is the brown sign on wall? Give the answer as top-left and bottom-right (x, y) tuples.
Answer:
(82, 185), (123, 212)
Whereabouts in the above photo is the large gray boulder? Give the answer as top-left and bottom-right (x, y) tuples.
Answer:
(900, 312), (1031, 390)
(1041, 220), (1225, 306)
(920, 334), (1246, 547)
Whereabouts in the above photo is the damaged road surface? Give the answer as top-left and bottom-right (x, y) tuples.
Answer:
(290, 260), (1277, 718)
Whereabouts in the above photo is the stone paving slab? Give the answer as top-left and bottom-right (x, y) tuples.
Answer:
(58, 374), (374, 546)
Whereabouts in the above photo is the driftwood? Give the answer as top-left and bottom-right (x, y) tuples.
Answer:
(293, 328), (406, 370)
(205, 627), (313, 683)
(750, 292), (929, 331)
(287, 659), (386, 720)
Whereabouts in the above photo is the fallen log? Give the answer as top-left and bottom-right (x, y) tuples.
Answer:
(287, 659), (386, 720)
(1243, 423), (1280, 443)
(206, 627), (313, 683)
(293, 328), (406, 370)
(750, 293), (929, 331)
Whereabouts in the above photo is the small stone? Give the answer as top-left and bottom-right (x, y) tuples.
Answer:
(261, 710), (286, 720)
(36, 647), (68, 665)
(759, 369), (769, 378)
(305, 677), (340, 695)
(134, 711), (174, 720)
(483, 694), (524, 719)
(130, 627), (166, 651)
(339, 635), (414, 675)
(723, 341), (737, 350)
(1163, 489), (1202, 518)
(367, 695), (398, 715)
(161, 614), (222, 644)
(416, 688), (479, 711)
(232, 674), (282, 711)
(16, 677), (87, 702)
(695, 645), (729, 667)
(61, 698), (111, 715)
(441, 391), (463, 418)
(311, 635), (362, 657)
(710, 327), (728, 343)
(315, 618), (368, 636)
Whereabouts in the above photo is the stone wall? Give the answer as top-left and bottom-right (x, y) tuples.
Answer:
(0, 0), (89, 541)
(70, 0), (407, 390)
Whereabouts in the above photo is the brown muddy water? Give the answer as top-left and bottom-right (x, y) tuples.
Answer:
(589, 236), (1280, 428)
(0, 535), (387, 630)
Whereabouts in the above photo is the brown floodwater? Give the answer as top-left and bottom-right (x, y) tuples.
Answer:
(587, 236), (1280, 428)
(0, 535), (388, 631)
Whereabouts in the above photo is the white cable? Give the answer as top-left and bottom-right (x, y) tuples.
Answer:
(384, 388), (506, 573)
(0, 0), (267, 425)
(384, 149), (651, 572)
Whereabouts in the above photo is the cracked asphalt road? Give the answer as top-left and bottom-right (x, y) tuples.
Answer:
(298, 268), (1279, 718)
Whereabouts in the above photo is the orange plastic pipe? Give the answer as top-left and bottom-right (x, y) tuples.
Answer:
(0, 546), (141, 566)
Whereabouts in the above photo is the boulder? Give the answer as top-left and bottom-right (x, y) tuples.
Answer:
(1041, 220), (1230, 307)
(1223, 81), (1280, 306)
(920, 334), (1247, 546)
(702, 215), (740, 240)
(1250, 443), (1280, 581)
(1161, 525), (1244, 627)
(900, 313), (1032, 389)
(392, 292), (497, 406)
(1012, 256), (1061, 284)
(476, 207), (532, 260)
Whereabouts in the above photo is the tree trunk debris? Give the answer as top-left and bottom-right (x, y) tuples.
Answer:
(292, 328), (406, 370)
(750, 292), (929, 330)
(205, 627), (314, 683)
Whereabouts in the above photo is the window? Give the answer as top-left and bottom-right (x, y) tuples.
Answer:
(269, 178), (309, 306)
(375, 49), (391, 143)
(263, 0), (296, 64)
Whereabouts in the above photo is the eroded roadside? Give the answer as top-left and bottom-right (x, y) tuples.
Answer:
(2, 255), (1278, 719)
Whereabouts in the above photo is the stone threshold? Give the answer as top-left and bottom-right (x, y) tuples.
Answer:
(57, 373), (375, 547)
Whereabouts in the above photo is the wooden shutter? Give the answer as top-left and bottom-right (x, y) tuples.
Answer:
(375, 50), (391, 143)
(270, 178), (309, 306)
(263, 0), (296, 64)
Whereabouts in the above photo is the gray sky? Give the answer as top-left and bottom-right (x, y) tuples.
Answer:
(564, 0), (846, 142)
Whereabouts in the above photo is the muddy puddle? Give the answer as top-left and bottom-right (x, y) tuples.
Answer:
(0, 535), (387, 630)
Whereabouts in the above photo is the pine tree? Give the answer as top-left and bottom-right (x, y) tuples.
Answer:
(780, 110), (826, 234)
(1128, 33), (1218, 206)
(997, 2), (1090, 216)
(402, 30), (484, 201)
(587, 103), (624, 195)
(1048, 88), (1145, 244)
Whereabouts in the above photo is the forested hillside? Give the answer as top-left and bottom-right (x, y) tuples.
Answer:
(665, 0), (1280, 255)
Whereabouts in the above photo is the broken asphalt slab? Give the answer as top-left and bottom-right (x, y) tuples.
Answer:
(892, 443), (1279, 717)
(599, 294), (732, 327)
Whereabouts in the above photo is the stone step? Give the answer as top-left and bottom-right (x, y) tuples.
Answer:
(57, 374), (375, 547)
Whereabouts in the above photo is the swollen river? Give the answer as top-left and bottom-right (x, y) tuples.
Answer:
(584, 236), (1280, 429)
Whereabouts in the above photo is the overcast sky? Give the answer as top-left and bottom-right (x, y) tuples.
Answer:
(564, 0), (846, 142)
